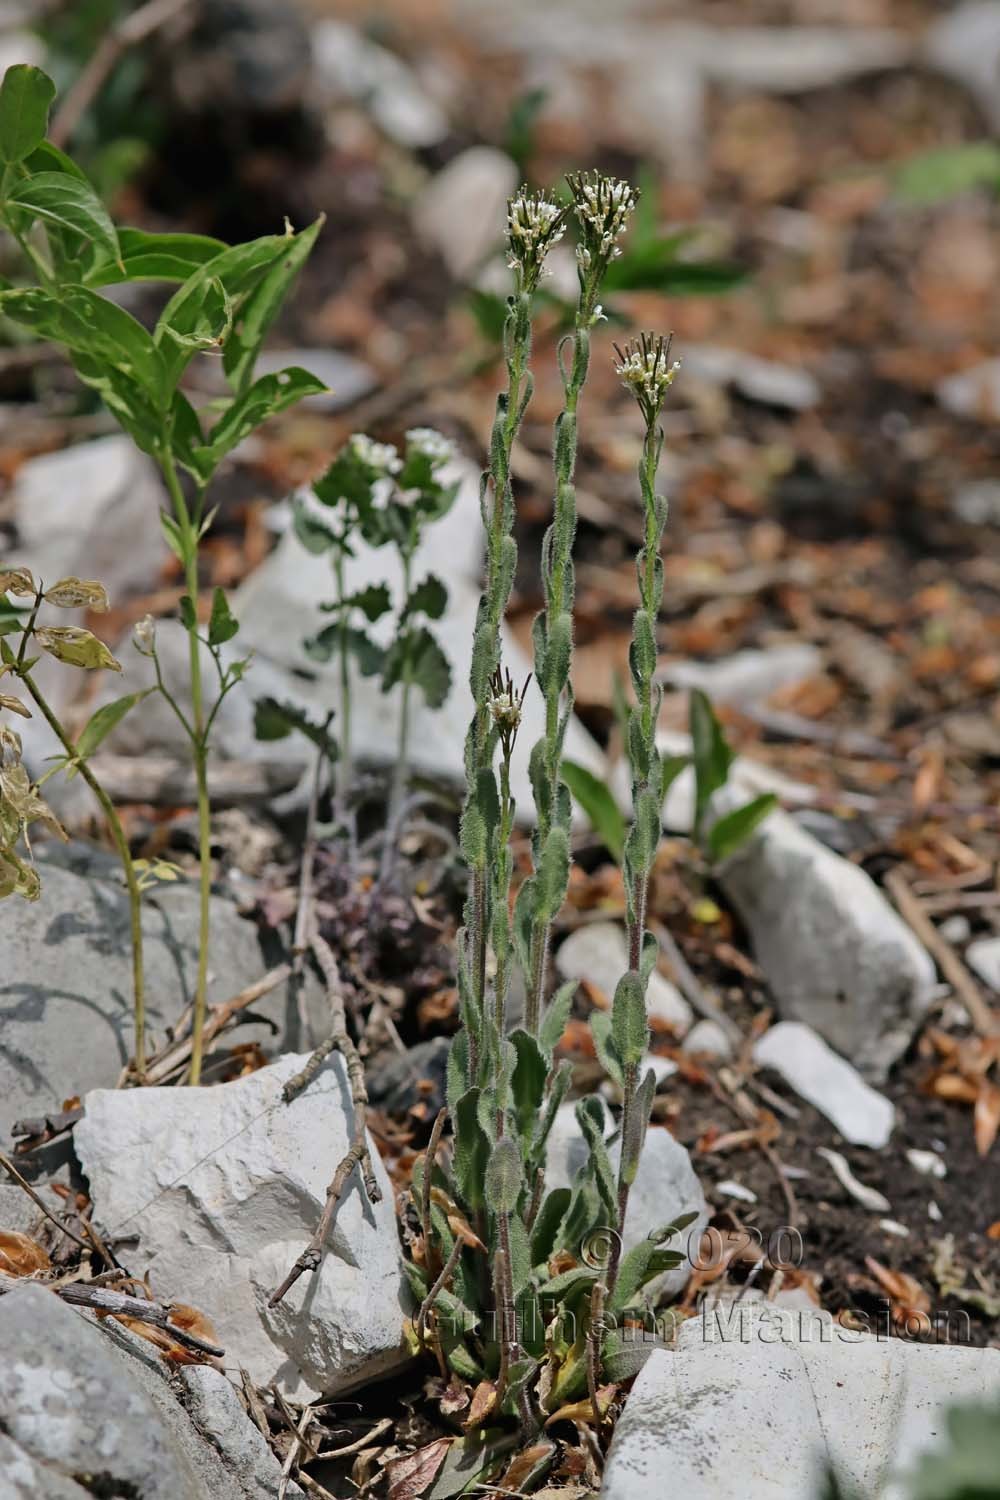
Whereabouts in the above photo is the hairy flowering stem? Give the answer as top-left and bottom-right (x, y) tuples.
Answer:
(459, 190), (564, 1076)
(606, 333), (680, 1295)
(521, 174), (638, 1036)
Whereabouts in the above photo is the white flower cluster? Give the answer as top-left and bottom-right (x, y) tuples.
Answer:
(569, 172), (638, 272)
(349, 432), (401, 476)
(614, 334), (680, 423)
(506, 189), (565, 288)
(406, 427), (454, 469)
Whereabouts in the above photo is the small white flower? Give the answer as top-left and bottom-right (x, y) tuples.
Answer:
(614, 333), (681, 424)
(132, 614), (156, 657)
(405, 427), (454, 469)
(568, 171), (638, 274)
(506, 188), (566, 290)
(349, 432), (402, 476)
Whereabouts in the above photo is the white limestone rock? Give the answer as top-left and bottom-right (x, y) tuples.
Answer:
(714, 796), (936, 1080)
(555, 921), (691, 1036)
(75, 1054), (410, 1399)
(413, 146), (518, 280)
(602, 1300), (1000, 1499)
(754, 1022), (895, 1150)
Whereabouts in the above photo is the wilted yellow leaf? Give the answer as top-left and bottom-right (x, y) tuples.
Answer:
(34, 627), (121, 673)
(44, 577), (110, 612)
(0, 568), (36, 597)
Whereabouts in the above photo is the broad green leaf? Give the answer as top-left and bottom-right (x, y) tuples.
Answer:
(689, 688), (734, 829)
(607, 1209), (700, 1314)
(253, 697), (337, 761)
(86, 228), (228, 286)
(34, 626), (121, 672)
(561, 758), (625, 860)
(197, 367), (326, 469)
(402, 572), (448, 623)
(0, 285), (165, 403)
(0, 65), (55, 164)
(207, 587), (239, 646)
(7, 173), (121, 266)
(895, 142), (1000, 205)
(23, 141), (89, 181)
(305, 623), (384, 677)
(707, 793), (777, 864)
(222, 215), (323, 395)
(603, 231), (745, 295)
(343, 582), (391, 622)
(382, 626), (451, 709)
(74, 689), (153, 763)
(537, 1264), (597, 1301)
(155, 234), (292, 392)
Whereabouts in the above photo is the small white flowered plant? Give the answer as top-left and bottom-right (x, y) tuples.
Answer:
(506, 188), (567, 293)
(405, 426), (454, 470)
(568, 170), (638, 276)
(614, 331), (682, 428)
(348, 432), (402, 476)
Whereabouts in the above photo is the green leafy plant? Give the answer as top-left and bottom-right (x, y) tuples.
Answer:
(403, 175), (701, 1477)
(293, 428), (458, 818)
(894, 142), (1000, 205)
(0, 62), (322, 1082)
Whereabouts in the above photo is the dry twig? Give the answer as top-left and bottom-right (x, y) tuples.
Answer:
(141, 963), (293, 1085)
(269, 923), (380, 1307)
(0, 1149), (92, 1254)
(884, 867), (999, 1038)
(0, 1272), (224, 1357)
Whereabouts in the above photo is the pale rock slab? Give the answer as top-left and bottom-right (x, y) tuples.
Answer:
(662, 644), (821, 708)
(937, 357), (1000, 421)
(924, 2), (1000, 133)
(713, 795), (936, 1080)
(0, 860), (319, 1149)
(555, 921), (691, 1036)
(602, 1300), (1000, 1499)
(413, 146), (518, 280)
(965, 935), (1000, 991)
(75, 1053), (410, 1400)
(754, 1022), (895, 1150)
(679, 345), (821, 411)
(544, 1102), (708, 1299)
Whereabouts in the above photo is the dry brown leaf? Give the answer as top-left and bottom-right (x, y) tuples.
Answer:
(0, 1230), (50, 1276)
(986, 1221), (1000, 1239)
(863, 1256), (931, 1333)
(463, 1379), (498, 1431)
(385, 1437), (450, 1500)
(500, 1440), (558, 1491)
(974, 1081), (1000, 1158)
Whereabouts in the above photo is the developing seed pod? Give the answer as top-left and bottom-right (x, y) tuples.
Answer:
(485, 1135), (524, 1215)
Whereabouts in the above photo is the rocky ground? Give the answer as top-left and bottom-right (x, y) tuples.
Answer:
(2, 1), (1000, 1496)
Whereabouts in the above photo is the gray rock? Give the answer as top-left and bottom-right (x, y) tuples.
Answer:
(925, 2), (1000, 133)
(10, 435), (168, 602)
(413, 147), (518, 281)
(754, 1022), (895, 1149)
(179, 1365), (301, 1499)
(680, 344), (821, 411)
(0, 1284), (215, 1499)
(966, 935), (1000, 991)
(312, 19), (448, 147)
(545, 1103), (707, 1299)
(713, 797), (936, 1080)
(75, 1052), (410, 1400)
(555, 922), (691, 1036)
(602, 1300), (1000, 1500)
(937, 357), (1000, 422)
(0, 860), (317, 1148)
(951, 478), (1000, 527)
(662, 644), (821, 708)
(683, 1019), (732, 1060)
